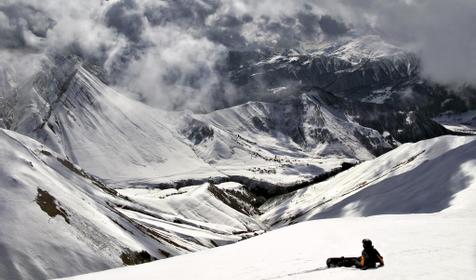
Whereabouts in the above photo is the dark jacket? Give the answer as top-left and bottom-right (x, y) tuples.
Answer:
(360, 246), (384, 269)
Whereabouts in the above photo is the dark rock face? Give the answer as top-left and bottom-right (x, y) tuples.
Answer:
(329, 95), (450, 143)
(226, 50), (419, 103)
(36, 188), (70, 224)
(120, 250), (157, 266)
(225, 46), (475, 117)
(219, 45), (473, 145)
(181, 119), (215, 145)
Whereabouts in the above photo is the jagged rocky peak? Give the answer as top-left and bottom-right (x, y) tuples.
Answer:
(225, 35), (476, 124)
(33, 55), (114, 104)
(1, 55), (113, 156)
(225, 35), (427, 110)
(179, 116), (215, 145)
(32, 55), (82, 101)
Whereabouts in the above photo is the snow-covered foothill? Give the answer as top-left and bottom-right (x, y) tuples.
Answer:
(0, 129), (264, 280)
(262, 135), (476, 226)
(183, 93), (391, 187)
(0, 128), (159, 280)
(57, 135), (476, 280)
(116, 182), (265, 238)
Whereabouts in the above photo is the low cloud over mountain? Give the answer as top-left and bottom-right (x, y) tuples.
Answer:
(0, 0), (475, 110)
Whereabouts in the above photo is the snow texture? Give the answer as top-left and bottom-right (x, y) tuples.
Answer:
(58, 135), (476, 280)
(0, 129), (264, 280)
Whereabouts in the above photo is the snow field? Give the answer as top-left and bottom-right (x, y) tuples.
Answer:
(60, 214), (476, 280)
(60, 135), (476, 280)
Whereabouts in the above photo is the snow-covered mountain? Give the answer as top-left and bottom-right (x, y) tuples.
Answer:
(0, 35), (474, 280)
(57, 135), (476, 280)
(228, 35), (419, 104)
(0, 54), (400, 279)
(227, 36), (476, 136)
(2, 55), (402, 189)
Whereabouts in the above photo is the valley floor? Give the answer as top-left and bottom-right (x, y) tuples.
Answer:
(60, 213), (476, 280)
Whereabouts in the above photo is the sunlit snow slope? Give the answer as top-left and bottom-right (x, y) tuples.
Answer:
(59, 215), (476, 280)
(262, 135), (476, 226)
(0, 129), (263, 280)
(59, 135), (476, 280)
(14, 64), (221, 185)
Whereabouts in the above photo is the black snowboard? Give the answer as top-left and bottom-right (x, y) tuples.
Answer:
(326, 257), (360, 268)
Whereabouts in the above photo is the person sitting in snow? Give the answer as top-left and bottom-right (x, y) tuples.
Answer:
(357, 239), (384, 269)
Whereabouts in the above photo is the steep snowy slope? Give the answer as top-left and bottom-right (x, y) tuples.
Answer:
(0, 129), (263, 280)
(261, 135), (476, 226)
(59, 135), (476, 280)
(0, 128), (164, 279)
(9, 59), (221, 185)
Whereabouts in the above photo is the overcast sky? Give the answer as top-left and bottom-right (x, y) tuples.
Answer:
(0, 0), (475, 110)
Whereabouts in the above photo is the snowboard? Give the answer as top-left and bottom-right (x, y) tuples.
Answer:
(326, 257), (360, 268)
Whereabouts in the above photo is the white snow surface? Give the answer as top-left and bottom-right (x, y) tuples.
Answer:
(0, 129), (264, 280)
(60, 215), (476, 280)
(59, 135), (476, 280)
(0, 128), (150, 279)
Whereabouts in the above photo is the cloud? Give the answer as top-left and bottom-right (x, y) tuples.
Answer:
(318, 15), (348, 36)
(115, 26), (230, 111)
(296, 11), (321, 38)
(0, 0), (475, 112)
(317, 0), (476, 86)
(105, 0), (144, 43)
(0, 3), (54, 50)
